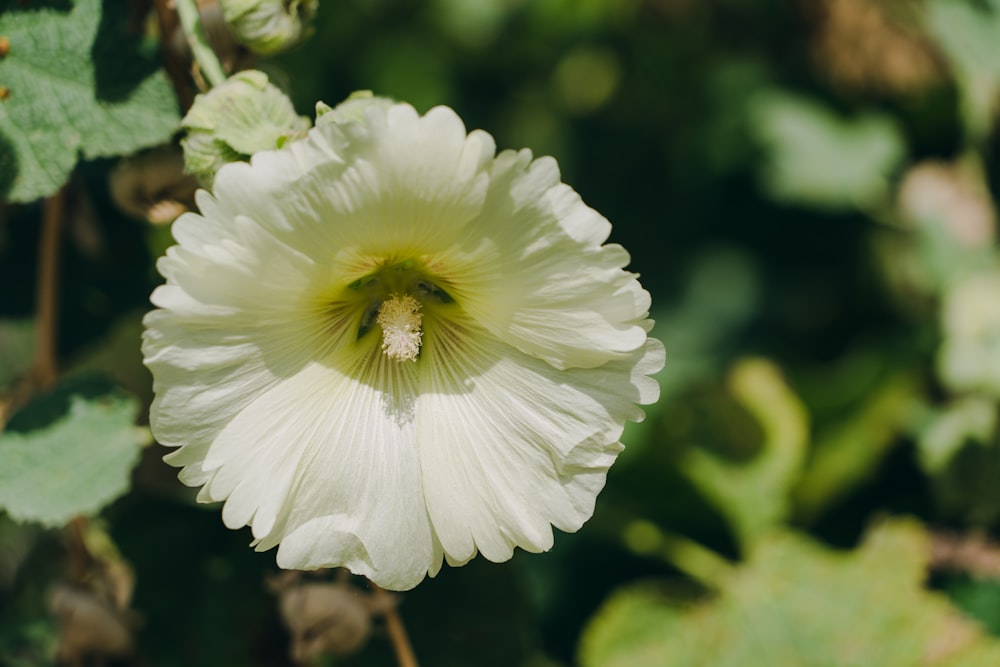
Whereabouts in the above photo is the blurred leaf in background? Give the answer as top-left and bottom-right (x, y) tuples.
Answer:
(750, 89), (906, 211)
(580, 519), (1000, 667)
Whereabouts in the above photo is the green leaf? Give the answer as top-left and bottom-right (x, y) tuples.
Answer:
(750, 90), (906, 210)
(0, 381), (149, 526)
(681, 358), (809, 549)
(0, 0), (181, 203)
(580, 520), (1000, 667)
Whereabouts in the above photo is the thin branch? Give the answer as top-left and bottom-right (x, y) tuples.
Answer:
(929, 529), (1000, 580)
(65, 516), (93, 585)
(35, 187), (67, 390)
(616, 515), (735, 589)
(370, 582), (419, 667)
(174, 0), (227, 89)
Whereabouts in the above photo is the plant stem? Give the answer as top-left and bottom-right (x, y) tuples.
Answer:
(174, 0), (227, 89)
(153, 0), (195, 110)
(371, 582), (419, 667)
(35, 187), (66, 390)
(656, 529), (735, 588)
(66, 516), (93, 584)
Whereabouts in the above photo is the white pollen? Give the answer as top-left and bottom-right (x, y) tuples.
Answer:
(377, 294), (423, 362)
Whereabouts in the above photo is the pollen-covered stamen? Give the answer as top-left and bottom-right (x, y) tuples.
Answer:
(377, 294), (423, 361)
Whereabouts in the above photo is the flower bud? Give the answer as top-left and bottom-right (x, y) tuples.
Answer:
(219, 0), (317, 55)
(314, 90), (395, 127)
(180, 70), (310, 188)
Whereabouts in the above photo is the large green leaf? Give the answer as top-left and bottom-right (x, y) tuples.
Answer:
(580, 520), (1000, 667)
(0, 380), (149, 526)
(0, 0), (181, 202)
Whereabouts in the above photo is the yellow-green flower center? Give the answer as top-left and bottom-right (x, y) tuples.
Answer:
(345, 258), (455, 362)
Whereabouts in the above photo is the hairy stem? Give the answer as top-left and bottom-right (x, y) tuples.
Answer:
(174, 0), (227, 89)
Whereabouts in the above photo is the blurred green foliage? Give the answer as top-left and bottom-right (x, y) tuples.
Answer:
(580, 520), (1000, 667)
(5, 0), (1000, 665)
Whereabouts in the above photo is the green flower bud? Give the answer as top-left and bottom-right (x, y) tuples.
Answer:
(180, 70), (310, 189)
(315, 91), (395, 127)
(219, 0), (317, 55)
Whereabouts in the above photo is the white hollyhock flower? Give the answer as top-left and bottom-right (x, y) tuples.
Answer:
(143, 101), (664, 591)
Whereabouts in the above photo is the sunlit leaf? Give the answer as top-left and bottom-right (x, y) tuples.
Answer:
(0, 0), (180, 202)
(750, 90), (906, 210)
(0, 381), (149, 526)
(580, 520), (1000, 667)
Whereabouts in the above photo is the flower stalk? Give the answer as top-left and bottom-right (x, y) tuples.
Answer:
(174, 0), (227, 88)
(371, 582), (419, 667)
(35, 186), (66, 389)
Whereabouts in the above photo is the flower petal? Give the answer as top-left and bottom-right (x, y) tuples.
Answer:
(196, 337), (437, 591)
(440, 150), (651, 370)
(206, 103), (496, 274)
(417, 318), (663, 565)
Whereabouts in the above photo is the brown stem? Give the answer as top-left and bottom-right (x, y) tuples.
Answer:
(35, 187), (66, 390)
(371, 582), (419, 667)
(65, 516), (93, 585)
(929, 529), (1000, 579)
(153, 0), (195, 110)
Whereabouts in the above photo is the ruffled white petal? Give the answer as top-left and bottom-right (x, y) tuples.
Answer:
(438, 149), (652, 370)
(205, 104), (496, 275)
(191, 336), (436, 590)
(417, 317), (663, 565)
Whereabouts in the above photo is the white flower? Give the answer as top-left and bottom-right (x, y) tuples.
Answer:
(142, 102), (664, 591)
